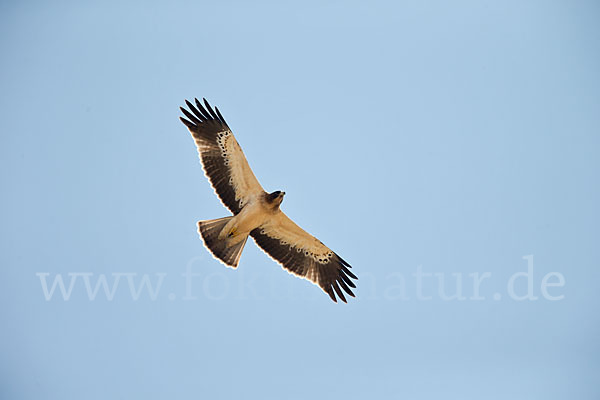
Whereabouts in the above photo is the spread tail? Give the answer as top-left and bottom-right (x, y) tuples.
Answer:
(197, 217), (248, 268)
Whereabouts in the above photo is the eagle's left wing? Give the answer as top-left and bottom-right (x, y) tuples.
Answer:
(251, 212), (357, 303)
(180, 98), (264, 215)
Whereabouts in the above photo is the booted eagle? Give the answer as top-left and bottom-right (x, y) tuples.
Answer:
(180, 98), (357, 303)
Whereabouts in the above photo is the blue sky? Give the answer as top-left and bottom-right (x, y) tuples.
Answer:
(1, 1), (599, 399)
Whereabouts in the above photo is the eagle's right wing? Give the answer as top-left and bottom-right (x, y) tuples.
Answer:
(180, 99), (264, 215)
(251, 211), (357, 303)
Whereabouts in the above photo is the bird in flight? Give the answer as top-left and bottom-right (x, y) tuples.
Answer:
(180, 98), (357, 303)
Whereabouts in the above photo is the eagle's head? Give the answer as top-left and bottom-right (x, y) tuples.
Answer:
(266, 190), (285, 208)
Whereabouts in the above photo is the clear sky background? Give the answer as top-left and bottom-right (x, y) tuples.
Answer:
(1, 1), (599, 399)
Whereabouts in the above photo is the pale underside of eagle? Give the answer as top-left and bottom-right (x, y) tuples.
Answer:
(180, 98), (357, 303)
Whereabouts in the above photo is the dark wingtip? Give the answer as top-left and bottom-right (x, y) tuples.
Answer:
(203, 98), (220, 120)
(194, 98), (212, 120)
(340, 273), (356, 288)
(342, 266), (358, 280)
(181, 97), (228, 127)
(180, 107), (201, 125)
(179, 116), (194, 129)
(338, 279), (355, 297)
(215, 106), (228, 125)
(325, 286), (337, 303)
(332, 281), (347, 303)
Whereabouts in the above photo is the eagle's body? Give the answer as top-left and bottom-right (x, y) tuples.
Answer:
(180, 98), (357, 303)
(219, 191), (282, 245)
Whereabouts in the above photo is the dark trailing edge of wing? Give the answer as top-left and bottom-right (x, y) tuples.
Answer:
(250, 229), (358, 303)
(179, 98), (242, 214)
